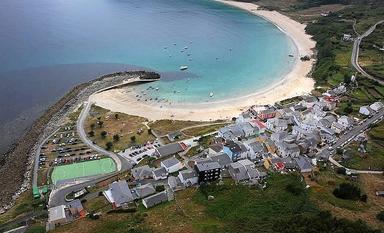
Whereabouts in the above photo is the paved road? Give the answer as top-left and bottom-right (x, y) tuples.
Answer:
(317, 108), (384, 174)
(49, 77), (159, 207)
(351, 20), (384, 85)
(32, 128), (60, 189)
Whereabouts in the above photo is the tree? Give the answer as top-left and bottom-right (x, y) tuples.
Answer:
(377, 211), (384, 222)
(114, 113), (119, 119)
(90, 123), (96, 130)
(88, 131), (95, 137)
(360, 194), (368, 202)
(344, 102), (353, 114)
(113, 134), (120, 142)
(106, 141), (113, 150)
(344, 73), (351, 85)
(336, 167), (346, 175)
(130, 135), (136, 142)
(101, 131), (107, 139)
(333, 183), (361, 200)
(98, 121), (104, 128)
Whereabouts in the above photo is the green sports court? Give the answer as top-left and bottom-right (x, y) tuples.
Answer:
(51, 158), (116, 184)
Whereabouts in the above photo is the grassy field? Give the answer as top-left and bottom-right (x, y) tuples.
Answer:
(53, 172), (383, 233)
(342, 122), (384, 170)
(182, 123), (228, 137)
(0, 191), (34, 225)
(85, 105), (155, 151)
(360, 23), (384, 80)
(148, 119), (212, 136)
(308, 169), (384, 230)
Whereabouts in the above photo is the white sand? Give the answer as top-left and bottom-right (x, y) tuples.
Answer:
(92, 0), (316, 121)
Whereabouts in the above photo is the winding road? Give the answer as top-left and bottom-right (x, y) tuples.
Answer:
(48, 76), (159, 207)
(351, 20), (384, 85)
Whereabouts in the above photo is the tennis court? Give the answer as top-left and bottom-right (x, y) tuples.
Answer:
(51, 158), (116, 184)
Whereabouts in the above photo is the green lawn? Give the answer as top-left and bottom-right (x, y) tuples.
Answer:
(51, 158), (116, 184)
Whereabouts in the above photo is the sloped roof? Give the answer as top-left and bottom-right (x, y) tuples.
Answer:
(156, 143), (184, 157)
(161, 157), (181, 168)
(142, 191), (168, 208)
(109, 180), (134, 206)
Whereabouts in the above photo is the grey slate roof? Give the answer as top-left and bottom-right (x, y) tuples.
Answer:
(249, 141), (266, 153)
(161, 157), (181, 169)
(134, 183), (156, 199)
(294, 156), (313, 172)
(179, 169), (198, 180)
(156, 143), (184, 157)
(228, 160), (260, 182)
(168, 176), (184, 191)
(131, 165), (154, 180)
(142, 191), (168, 208)
(152, 167), (167, 178)
(209, 153), (232, 168)
(195, 161), (221, 172)
(110, 180), (134, 206)
(209, 143), (223, 153)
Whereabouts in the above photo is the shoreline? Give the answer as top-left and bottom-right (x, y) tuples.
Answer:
(0, 71), (154, 212)
(91, 0), (316, 121)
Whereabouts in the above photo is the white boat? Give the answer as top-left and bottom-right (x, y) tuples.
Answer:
(180, 65), (188, 70)
(210, 92), (214, 97)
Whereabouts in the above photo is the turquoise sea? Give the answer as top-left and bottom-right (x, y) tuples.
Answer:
(0, 0), (295, 152)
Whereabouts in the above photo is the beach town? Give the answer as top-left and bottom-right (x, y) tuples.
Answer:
(1, 0), (384, 232)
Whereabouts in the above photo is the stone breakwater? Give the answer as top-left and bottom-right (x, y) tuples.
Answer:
(0, 71), (159, 213)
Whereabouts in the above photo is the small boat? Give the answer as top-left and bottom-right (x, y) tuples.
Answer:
(155, 87), (159, 91)
(184, 46), (188, 50)
(210, 92), (214, 97)
(289, 54), (294, 57)
(180, 65), (188, 70)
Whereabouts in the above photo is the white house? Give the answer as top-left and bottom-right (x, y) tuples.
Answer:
(276, 142), (300, 158)
(266, 118), (288, 132)
(370, 102), (384, 112)
(331, 122), (346, 134)
(359, 106), (374, 116)
(152, 167), (168, 180)
(178, 169), (198, 187)
(160, 157), (183, 173)
(338, 115), (354, 128)
(245, 141), (267, 161)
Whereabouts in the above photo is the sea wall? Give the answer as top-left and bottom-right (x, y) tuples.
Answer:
(0, 71), (160, 212)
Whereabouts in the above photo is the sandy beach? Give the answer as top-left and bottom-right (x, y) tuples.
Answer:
(92, 0), (316, 121)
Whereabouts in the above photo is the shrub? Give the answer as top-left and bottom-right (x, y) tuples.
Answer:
(88, 131), (95, 137)
(101, 131), (107, 138)
(377, 211), (384, 222)
(336, 167), (346, 175)
(333, 183), (361, 200)
(155, 185), (165, 192)
(106, 141), (113, 150)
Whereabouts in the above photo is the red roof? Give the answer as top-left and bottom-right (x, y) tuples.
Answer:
(274, 162), (285, 170)
(251, 119), (266, 129)
(179, 142), (188, 150)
